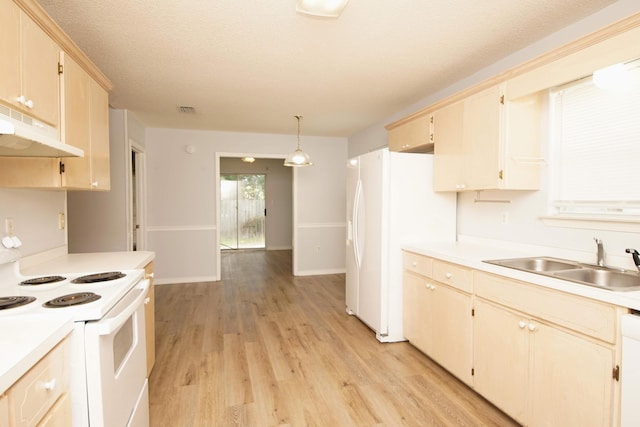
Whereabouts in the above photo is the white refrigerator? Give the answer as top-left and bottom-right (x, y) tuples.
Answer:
(346, 148), (456, 342)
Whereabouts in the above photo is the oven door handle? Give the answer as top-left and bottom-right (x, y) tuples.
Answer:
(95, 279), (150, 336)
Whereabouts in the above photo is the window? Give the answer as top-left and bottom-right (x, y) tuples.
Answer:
(548, 60), (640, 221)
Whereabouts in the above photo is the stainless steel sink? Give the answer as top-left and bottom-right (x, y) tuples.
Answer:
(553, 268), (640, 291)
(484, 257), (581, 272)
(483, 257), (640, 292)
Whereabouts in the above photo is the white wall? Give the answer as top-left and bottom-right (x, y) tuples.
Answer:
(145, 128), (347, 283)
(348, 0), (640, 270)
(219, 157), (292, 250)
(0, 189), (66, 257)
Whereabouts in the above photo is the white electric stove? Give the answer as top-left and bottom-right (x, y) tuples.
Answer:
(0, 254), (150, 427)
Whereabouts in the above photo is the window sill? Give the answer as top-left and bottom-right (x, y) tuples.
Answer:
(540, 215), (640, 233)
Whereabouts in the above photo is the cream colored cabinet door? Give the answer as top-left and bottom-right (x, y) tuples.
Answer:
(388, 114), (433, 152)
(464, 84), (503, 190)
(60, 53), (111, 190)
(473, 299), (529, 425)
(0, 0), (21, 111)
(402, 271), (430, 352)
(20, 12), (60, 127)
(530, 321), (614, 427)
(0, 0), (60, 127)
(433, 100), (465, 191)
(60, 52), (91, 189)
(89, 78), (110, 190)
(429, 282), (473, 385)
(144, 261), (156, 376)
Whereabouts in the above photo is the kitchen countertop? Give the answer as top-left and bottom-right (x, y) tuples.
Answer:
(21, 251), (155, 275)
(0, 313), (73, 394)
(405, 241), (640, 311)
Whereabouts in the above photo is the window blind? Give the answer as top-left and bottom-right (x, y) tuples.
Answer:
(550, 63), (640, 216)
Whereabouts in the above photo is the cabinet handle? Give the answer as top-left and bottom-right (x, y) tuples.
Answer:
(25, 99), (34, 109)
(445, 272), (452, 279)
(91, 181), (98, 188)
(144, 297), (150, 304)
(518, 320), (526, 329)
(412, 261), (417, 267)
(43, 379), (57, 391)
(16, 95), (25, 105)
(528, 323), (537, 332)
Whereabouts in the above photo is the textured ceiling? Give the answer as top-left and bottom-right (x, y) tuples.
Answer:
(37, 0), (618, 137)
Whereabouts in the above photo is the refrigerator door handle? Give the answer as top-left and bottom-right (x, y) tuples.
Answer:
(353, 179), (363, 269)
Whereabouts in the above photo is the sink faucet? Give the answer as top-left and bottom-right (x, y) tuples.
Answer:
(594, 238), (605, 267)
(626, 248), (640, 272)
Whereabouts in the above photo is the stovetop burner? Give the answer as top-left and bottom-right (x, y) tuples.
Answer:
(20, 275), (66, 286)
(71, 271), (126, 284)
(0, 296), (36, 310)
(43, 292), (101, 308)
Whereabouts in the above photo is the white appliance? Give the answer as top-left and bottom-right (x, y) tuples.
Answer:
(621, 312), (640, 426)
(0, 253), (149, 426)
(346, 148), (456, 342)
(0, 113), (83, 157)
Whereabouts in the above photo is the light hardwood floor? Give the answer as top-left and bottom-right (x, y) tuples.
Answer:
(149, 250), (518, 426)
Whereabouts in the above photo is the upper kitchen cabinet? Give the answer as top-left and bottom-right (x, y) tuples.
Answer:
(60, 53), (110, 190)
(433, 83), (542, 192)
(387, 114), (434, 153)
(432, 100), (464, 191)
(0, 0), (60, 127)
(0, 0), (112, 190)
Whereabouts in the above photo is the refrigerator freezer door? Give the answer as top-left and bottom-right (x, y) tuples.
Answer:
(345, 157), (360, 315)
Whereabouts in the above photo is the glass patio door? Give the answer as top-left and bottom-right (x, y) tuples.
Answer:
(220, 174), (266, 250)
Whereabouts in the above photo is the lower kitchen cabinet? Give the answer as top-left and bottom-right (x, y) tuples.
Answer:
(144, 261), (155, 376)
(474, 271), (619, 427)
(474, 298), (614, 426)
(403, 253), (473, 385)
(7, 337), (71, 427)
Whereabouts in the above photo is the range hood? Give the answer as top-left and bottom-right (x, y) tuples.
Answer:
(0, 115), (84, 158)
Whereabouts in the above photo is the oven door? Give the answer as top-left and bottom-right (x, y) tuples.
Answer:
(84, 279), (150, 426)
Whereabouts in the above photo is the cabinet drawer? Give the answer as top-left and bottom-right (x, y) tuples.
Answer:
(475, 271), (618, 343)
(432, 260), (473, 293)
(403, 251), (432, 277)
(9, 338), (68, 427)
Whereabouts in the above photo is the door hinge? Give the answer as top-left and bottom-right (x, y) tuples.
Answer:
(500, 95), (504, 104)
(471, 308), (475, 316)
(59, 161), (65, 174)
(58, 62), (63, 75)
(471, 368), (475, 376)
(498, 170), (504, 180)
(613, 365), (620, 381)
(430, 115), (434, 124)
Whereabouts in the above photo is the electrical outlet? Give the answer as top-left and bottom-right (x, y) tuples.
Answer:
(5, 218), (14, 235)
(58, 213), (65, 230)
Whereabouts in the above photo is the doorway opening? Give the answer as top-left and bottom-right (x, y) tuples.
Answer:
(129, 141), (146, 251)
(220, 174), (266, 250)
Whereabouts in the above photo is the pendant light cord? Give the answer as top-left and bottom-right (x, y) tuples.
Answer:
(295, 115), (302, 149)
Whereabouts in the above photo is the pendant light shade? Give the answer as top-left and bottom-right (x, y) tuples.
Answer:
(284, 115), (313, 167)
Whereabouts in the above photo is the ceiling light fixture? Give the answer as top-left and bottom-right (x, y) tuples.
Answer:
(241, 157), (255, 163)
(284, 115), (313, 167)
(296, 0), (349, 18)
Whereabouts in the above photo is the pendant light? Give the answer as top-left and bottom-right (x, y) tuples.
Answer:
(284, 115), (313, 167)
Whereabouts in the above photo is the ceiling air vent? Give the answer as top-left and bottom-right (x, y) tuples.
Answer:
(177, 106), (197, 114)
